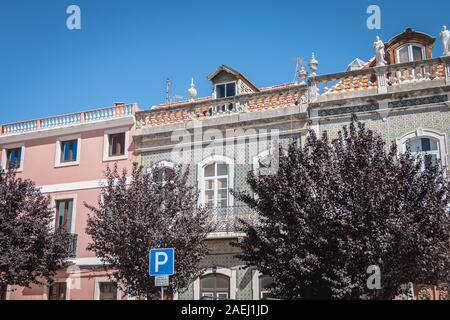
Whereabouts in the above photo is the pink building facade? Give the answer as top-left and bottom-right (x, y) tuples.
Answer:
(0, 103), (138, 300)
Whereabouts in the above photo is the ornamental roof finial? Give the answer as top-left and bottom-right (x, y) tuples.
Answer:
(187, 77), (197, 102)
(309, 52), (319, 77)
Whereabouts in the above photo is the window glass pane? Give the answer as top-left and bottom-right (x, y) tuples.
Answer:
(6, 148), (21, 168)
(218, 187), (228, 207)
(56, 199), (73, 232)
(407, 138), (439, 153)
(109, 133), (125, 156)
(201, 276), (215, 289)
(398, 46), (409, 63)
(218, 178), (228, 190)
(217, 293), (229, 299)
(204, 164), (215, 177)
(216, 276), (230, 289)
(412, 46), (423, 61)
(259, 276), (273, 289)
(99, 282), (117, 300)
(406, 139), (422, 153)
(49, 283), (66, 301)
(205, 180), (214, 190)
(61, 140), (77, 162)
(216, 84), (226, 98)
(205, 191), (215, 206)
(217, 163), (228, 176)
(426, 138), (438, 151)
(226, 83), (236, 97)
(421, 138), (431, 152)
(202, 292), (214, 298)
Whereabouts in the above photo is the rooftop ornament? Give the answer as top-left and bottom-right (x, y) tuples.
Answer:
(441, 25), (450, 56)
(187, 77), (197, 102)
(308, 53), (319, 77)
(373, 36), (386, 66)
(295, 57), (308, 85)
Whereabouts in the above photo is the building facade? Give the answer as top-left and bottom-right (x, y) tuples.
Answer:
(134, 28), (450, 300)
(1, 26), (450, 300)
(0, 103), (138, 300)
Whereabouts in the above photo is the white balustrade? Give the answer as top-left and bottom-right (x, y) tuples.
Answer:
(1, 104), (135, 135)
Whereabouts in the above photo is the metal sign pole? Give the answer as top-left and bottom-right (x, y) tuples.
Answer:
(161, 286), (164, 301)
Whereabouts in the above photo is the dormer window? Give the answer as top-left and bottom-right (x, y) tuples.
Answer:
(215, 82), (236, 99)
(397, 44), (425, 63)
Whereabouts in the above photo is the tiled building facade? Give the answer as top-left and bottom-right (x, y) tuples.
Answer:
(1, 27), (450, 300)
(135, 28), (450, 300)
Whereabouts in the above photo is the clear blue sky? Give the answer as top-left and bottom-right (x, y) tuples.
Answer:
(1, 0), (449, 124)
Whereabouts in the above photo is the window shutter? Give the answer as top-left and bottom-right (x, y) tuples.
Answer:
(72, 141), (77, 161)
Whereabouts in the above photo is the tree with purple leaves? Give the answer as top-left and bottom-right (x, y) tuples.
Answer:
(85, 164), (212, 300)
(233, 117), (450, 300)
(0, 168), (71, 298)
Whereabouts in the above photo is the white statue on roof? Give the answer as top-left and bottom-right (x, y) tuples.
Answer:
(440, 26), (450, 56)
(373, 36), (386, 66)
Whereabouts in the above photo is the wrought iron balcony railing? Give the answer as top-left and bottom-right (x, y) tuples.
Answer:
(207, 206), (258, 234)
(67, 233), (78, 259)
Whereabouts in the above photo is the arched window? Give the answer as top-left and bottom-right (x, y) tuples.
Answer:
(397, 128), (447, 171)
(406, 137), (441, 170)
(148, 161), (176, 183)
(200, 274), (230, 299)
(198, 155), (234, 208)
(397, 44), (425, 63)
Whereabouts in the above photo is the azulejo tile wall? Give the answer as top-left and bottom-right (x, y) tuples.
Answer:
(318, 105), (450, 165)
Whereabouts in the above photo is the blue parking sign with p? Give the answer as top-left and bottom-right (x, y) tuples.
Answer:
(149, 248), (174, 276)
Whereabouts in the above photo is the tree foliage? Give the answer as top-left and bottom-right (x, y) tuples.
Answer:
(233, 118), (450, 299)
(0, 168), (71, 294)
(85, 164), (211, 299)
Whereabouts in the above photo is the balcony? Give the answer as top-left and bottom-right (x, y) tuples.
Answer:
(66, 233), (78, 259)
(309, 56), (450, 103)
(207, 206), (258, 235)
(0, 103), (137, 136)
(135, 84), (308, 130)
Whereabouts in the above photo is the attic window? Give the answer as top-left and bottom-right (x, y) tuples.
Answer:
(397, 44), (425, 63)
(215, 82), (236, 99)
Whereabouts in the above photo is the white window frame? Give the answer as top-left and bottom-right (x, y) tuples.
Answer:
(193, 267), (236, 300)
(54, 134), (81, 168)
(146, 160), (176, 174)
(251, 270), (273, 300)
(94, 277), (121, 300)
(103, 127), (129, 162)
(44, 279), (71, 300)
(1, 143), (25, 172)
(214, 81), (237, 99)
(197, 155), (234, 207)
(396, 128), (448, 169)
(51, 194), (77, 234)
(396, 43), (426, 63)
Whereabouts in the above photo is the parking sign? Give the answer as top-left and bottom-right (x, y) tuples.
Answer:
(149, 248), (175, 276)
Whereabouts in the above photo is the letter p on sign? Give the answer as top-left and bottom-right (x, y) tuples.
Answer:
(149, 248), (175, 276)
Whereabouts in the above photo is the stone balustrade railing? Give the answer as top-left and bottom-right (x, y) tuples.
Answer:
(383, 57), (447, 87)
(136, 85), (308, 128)
(1, 103), (136, 135)
(309, 56), (450, 102)
(309, 68), (379, 101)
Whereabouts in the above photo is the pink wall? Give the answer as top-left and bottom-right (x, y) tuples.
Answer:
(1, 122), (136, 300)
(10, 126), (134, 185)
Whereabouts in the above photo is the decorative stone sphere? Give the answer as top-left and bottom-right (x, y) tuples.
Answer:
(188, 78), (197, 101)
(188, 86), (197, 99)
